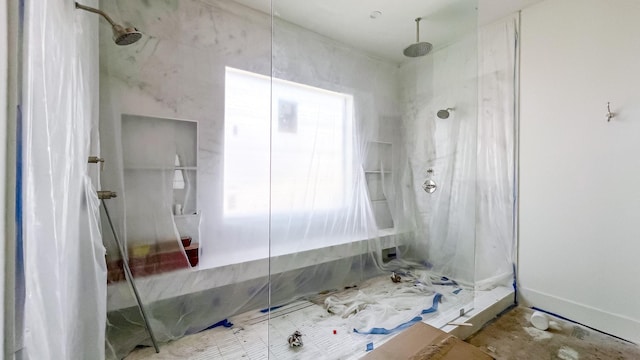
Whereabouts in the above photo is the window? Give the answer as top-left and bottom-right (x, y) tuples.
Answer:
(223, 67), (354, 218)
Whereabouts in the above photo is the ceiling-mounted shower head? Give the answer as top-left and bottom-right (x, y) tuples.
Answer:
(403, 17), (433, 58)
(437, 108), (454, 119)
(75, 2), (142, 45)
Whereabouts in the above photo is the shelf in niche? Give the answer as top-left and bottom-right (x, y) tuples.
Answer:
(378, 228), (396, 237)
(365, 140), (394, 230)
(173, 213), (200, 218)
(365, 170), (391, 174)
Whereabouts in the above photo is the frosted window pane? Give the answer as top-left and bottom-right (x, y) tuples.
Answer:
(223, 67), (353, 217)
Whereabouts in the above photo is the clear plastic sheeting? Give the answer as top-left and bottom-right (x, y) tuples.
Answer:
(96, 0), (494, 358)
(476, 14), (519, 289)
(100, 0), (274, 357)
(398, 32), (479, 285)
(22, 0), (106, 359)
(323, 272), (439, 334)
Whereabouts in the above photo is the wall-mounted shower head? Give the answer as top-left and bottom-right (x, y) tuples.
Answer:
(112, 25), (143, 45)
(75, 2), (142, 45)
(403, 18), (432, 58)
(437, 108), (454, 119)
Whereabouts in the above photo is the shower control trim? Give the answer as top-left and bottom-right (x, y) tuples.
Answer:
(423, 180), (437, 193)
(423, 168), (437, 194)
(88, 156), (105, 170)
(97, 191), (117, 200)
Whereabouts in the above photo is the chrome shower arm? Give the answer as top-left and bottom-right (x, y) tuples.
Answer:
(75, 2), (117, 27)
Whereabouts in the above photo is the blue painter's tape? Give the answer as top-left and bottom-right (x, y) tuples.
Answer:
(366, 342), (374, 351)
(354, 316), (423, 335)
(260, 305), (284, 313)
(15, 105), (25, 330)
(354, 293), (443, 335)
(205, 319), (233, 330)
(512, 263), (518, 305)
(421, 293), (442, 314)
(434, 279), (458, 286)
(530, 307), (633, 344)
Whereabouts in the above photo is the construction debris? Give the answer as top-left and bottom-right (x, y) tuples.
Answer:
(288, 330), (303, 347)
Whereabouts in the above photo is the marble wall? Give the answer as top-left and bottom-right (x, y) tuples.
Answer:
(99, 0), (401, 264)
(96, 0), (514, 356)
(100, 2), (404, 356)
(398, 34), (479, 284)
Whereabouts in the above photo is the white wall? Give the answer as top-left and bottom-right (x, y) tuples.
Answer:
(519, 0), (640, 343)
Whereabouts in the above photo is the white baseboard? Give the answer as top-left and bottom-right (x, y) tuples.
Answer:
(519, 287), (640, 344)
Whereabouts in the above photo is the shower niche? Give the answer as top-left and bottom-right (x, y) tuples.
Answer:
(120, 114), (200, 264)
(364, 141), (394, 231)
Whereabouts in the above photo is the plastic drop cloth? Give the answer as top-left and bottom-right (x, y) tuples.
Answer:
(397, 31), (479, 285)
(95, 0), (519, 358)
(476, 14), (519, 289)
(22, 0), (106, 359)
(324, 272), (440, 334)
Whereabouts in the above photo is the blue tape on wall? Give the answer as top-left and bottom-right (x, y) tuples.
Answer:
(512, 263), (518, 304)
(15, 104), (25, 344)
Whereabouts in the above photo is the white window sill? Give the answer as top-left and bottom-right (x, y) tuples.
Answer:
(107, 228), (403, 311)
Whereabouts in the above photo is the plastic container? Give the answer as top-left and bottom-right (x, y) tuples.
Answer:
(531, 311), (549, 330)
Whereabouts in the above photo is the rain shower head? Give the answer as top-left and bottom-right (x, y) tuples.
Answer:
(403, 18), (432, 58)
(437, 108), (454, 119)
(75, 2), (142, 45)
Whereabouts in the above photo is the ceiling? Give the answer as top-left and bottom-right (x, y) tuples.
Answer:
(232, 0), (544, 63)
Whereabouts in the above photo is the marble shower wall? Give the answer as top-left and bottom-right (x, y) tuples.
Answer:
(99, 2), (406, 355)
(398, 34), (479, 284)
(98, 0), (401, 263)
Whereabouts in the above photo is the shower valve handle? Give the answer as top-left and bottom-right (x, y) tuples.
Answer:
(97, 191), (117, 200)
(88, 156), (105, 170)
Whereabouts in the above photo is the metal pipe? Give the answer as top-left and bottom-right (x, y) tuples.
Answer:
(101, 199), (160, 353)
(75, 2), (117, 27)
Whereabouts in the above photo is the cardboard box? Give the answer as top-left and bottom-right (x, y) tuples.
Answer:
(363, 322), (493, 360)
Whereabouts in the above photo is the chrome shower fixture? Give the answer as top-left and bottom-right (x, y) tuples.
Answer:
(75, 2), (142, 45)
(403, 17), (433, 57)
(437, 108), (454, 119)
(422, 168), (437, 194)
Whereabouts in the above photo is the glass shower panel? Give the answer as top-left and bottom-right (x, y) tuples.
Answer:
(268, 1), (478, 358)
(99, 0), (272, 358)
